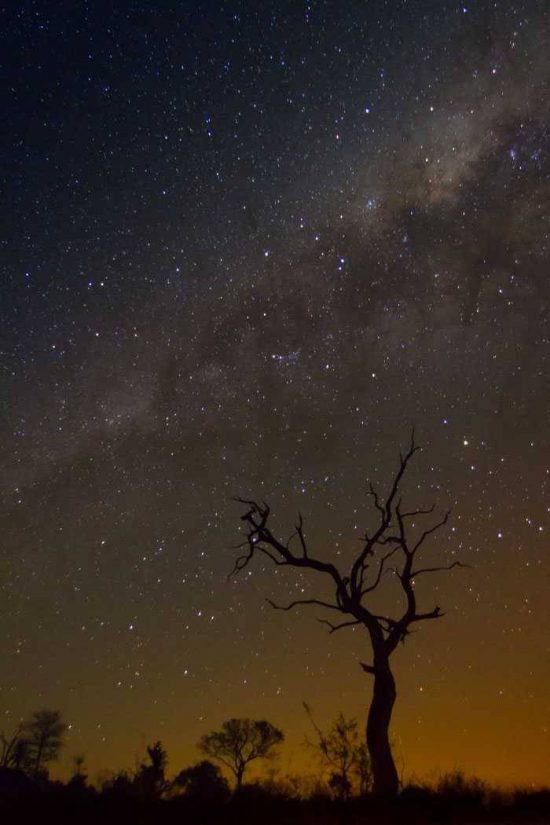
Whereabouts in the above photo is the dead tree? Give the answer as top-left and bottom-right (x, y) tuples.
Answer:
(232, 434), (466, 796)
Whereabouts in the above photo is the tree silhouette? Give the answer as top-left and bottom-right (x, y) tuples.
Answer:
(67, 754), (88, 793)
(198, 718), (284, 789)
(134, 741), (168, 798)
(173, 760), (230, 801)
(0, 723), (25, 769)
(22, 709), (66, 778)
(72, 754), (86, 777)
(232, 434), (465, 795)
(304, 704), (372, 800)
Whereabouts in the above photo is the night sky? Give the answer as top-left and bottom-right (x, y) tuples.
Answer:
(2, 0), (550, 787)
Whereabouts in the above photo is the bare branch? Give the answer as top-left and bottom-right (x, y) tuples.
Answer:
(372, 614), (398, 631)
(287, 512), (308, 558)
(384, 431), (420, 521)
(228, 546), (255, 579)
(412, 606), (445, 621)
(377, 535), (402, 546)
(400, 504), (436, 518)
(257, 547), (288, 566)
(412, 510), (451, 554)
(350, 431), (420, 596)
(367, 483), (385, 518)
(233, 499), (346, 600)
(318, 618), (362, 634)
(230, 539), (251, 551)
(232, 495), (259, 509)
(266, 597), (341, 613)
(412, 560), (470, 577)
(361, 547), (399, 594)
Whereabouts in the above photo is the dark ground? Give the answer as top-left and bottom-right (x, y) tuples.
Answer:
(2, 780), (550, 825)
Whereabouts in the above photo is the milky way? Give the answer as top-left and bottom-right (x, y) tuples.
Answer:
(2, 1), (550, 785)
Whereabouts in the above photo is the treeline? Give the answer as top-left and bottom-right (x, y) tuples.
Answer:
(1, 708), (370, 800)
(2, 708), (550, 824)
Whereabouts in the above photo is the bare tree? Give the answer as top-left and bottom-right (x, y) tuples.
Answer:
(232, 434), (466, 795)
(198, 718), (284, 789)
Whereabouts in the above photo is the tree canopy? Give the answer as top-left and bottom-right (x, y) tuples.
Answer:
(199, 718), (284, 788)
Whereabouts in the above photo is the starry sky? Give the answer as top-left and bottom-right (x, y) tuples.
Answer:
(2, 0), (550, 788)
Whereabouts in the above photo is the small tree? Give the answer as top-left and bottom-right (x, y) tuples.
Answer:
(0, 723), (25, 769)
(232, 434), (466, 795)
(199, 719), (284, 789)
(173, 760), (230, 801)
(72, 754), (86, 777)
(354, 741), (373, 796)
(134, 741), (168, 798)
(304, 704), (372, 800)
(23, 710), (66, 778)
(67, 755), (89, 793)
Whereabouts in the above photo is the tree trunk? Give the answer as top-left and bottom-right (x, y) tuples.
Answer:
(34, 747), (42, 777)
(235, 765), (244, 790)
(366, 662), (399, 795)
